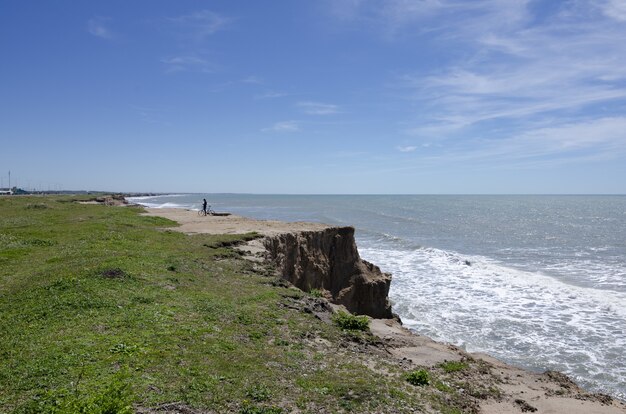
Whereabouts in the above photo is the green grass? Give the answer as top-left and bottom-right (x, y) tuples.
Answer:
(332, 311), (370, 331)
(0, 196), (433, 413)
(439, 360), (469, 373)
(406, 370), (430, 386)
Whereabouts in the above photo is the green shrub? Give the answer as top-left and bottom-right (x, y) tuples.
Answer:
(332, 311), (369, 331)
(406, 369), (430, 386)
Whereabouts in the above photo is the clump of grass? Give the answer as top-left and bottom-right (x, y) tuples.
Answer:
(204, 232), (262, 248)
(309, 289), (323, 298)
(332, 311), (369, 331)
(406, 369), (430, 386)
(246, 384), (272, 402)
(439, 360), (469, 373)
(26, 238), (55, 246)
(23, 369), (134, 414)
(240, 403), (283, 414)
(109, 343), (141, 355)
(25, 203), (50, 210)
(435, 380), (453, 393)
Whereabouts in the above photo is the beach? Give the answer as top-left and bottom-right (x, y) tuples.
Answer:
(140, 207), (330, 236)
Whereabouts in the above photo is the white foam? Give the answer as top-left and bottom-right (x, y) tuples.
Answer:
(360, 246), (626, 399)
(127, 195), (198, 210)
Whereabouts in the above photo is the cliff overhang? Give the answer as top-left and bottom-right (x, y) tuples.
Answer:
(263, 226), (393, 319)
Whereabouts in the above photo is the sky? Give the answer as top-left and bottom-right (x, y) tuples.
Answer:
(2, 0), (626, 194)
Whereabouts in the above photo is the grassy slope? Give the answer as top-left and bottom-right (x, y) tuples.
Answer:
(0, 196), (438, 414)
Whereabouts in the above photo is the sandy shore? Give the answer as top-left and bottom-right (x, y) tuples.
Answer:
(141, 207), (330, 236)
(143, 206), (626, 413)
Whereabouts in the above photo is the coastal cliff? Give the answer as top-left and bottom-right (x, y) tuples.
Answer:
(136, 206), (626, 413)
(263, 226), (393, 319)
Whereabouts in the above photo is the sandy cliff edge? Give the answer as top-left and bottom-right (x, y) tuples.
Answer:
(142, 207), (626, 414)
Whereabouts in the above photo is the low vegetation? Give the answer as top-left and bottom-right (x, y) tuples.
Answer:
(0, 196), (507, 413)
(0, 196), (422, 413)
(332, 311), (370, 332)
(407, 370), (430, 386)
(439, 360), (469, 373)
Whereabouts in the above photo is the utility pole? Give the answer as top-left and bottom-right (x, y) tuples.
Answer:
(8, 171), (10, 190)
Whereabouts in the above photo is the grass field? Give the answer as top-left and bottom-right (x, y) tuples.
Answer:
(0, 196), (443, 413)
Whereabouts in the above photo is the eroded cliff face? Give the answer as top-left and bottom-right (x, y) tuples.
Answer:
(263, 227), (392, 318)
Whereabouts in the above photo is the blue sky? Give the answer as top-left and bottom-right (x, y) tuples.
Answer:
(2, 0), (626, 194)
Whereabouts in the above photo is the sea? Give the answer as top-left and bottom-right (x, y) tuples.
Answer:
(128, 194), (626, 400)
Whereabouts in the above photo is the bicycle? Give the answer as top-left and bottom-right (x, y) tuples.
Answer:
(198, 205), (215, 216)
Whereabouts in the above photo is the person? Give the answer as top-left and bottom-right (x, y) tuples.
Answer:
(202, 198), (207, 215)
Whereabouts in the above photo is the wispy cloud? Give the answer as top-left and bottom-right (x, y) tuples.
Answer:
(326, 0), (626, 174)
(375, 1), (626, 147)
(602, 0), (626, 21)
(255, 91), (289, 100)
(441, 117), (626, 167)
(262, 121), (300, 133)
(168, 10), (231, 41)
(87, 17), (114, 39)
(363, 116), (626, 176)
(297, 101), (340, 115)
(331, 0), (531, 38)
(131, 105), (172, 126)
(241, 76), (263, 84)
(160, 10), (230, 74)
(161, 55), (215, 73)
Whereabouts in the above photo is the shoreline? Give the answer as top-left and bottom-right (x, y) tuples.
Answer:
(142, 206), (626, 413)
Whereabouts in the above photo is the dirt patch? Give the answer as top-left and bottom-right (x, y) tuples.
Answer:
(136, 402), (213, 414)
(515, 398), (538, 412)
(98, 268), (129, 279)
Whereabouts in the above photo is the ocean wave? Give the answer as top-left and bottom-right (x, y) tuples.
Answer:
(359, 245), (626, 400)
(128, 199), (197, 210)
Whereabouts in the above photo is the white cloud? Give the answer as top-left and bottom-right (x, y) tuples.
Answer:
(374, 117), (626, 176)
(434, 117), (626, 166)
(332, 0), (531, 37)
(161, 55), (215, 73)
(508, 117), (626, 155)
(262, 121), (300, 132)
(255, 91), (288, 99)
(387, 0), (626, 144)
(160, 10), (229, 73)
(169, 10), (231, 41)
(397, 145), (417, 152)
(328, 0), (626, 171)
(603, 0), (626, 21)
(297, 101), (340, 115)
(241, 76), (263, 84)
(87, 17), (113, 39)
